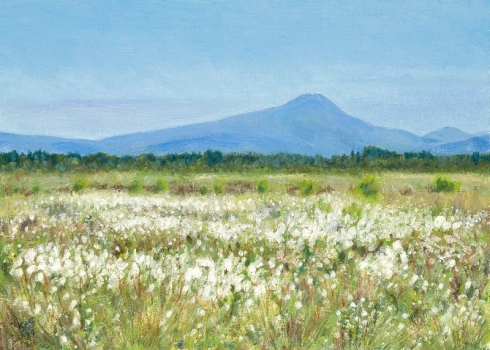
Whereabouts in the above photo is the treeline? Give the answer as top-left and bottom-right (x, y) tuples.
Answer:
(0, 146), (488, 173)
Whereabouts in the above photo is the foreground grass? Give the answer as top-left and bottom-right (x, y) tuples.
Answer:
(0, 173), (490, 348)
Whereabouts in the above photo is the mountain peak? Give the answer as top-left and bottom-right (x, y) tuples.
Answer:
(283, 93), (342, 114)
(423, 127), (470, 144)
(289, 93), (332, 104)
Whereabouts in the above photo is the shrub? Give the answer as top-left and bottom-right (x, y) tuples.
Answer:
(256, 179), (270, 193)
(72, 178), (91, 192)
(299, 179), (315, 196)
(213, 179), (227, 195)
(316, 199), (333, 213)
(199, 185), (209, 195)
(154, 177), (169, 193)
(32, 183), (41, 195)
(128, 178), (144, 194)
(433, 176), (461, 193)
(342, 202), (363, 223)
(355, 174), (380, 199)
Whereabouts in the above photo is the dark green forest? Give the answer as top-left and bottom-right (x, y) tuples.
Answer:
(0, 146), (488, 173)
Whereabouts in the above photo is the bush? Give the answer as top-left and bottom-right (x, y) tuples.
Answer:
(154, 177), (169, 193)
(32, 183), (41, 195)
(316, 199), (333, 213)
(433, 176), (461, 193)
(342, 202), (363, 222)
(299, 179), (315, 196)
(199, 185), (209, 195)
(129, 178), (144, 194)
(72, 178), (91, 192)
(256, 179), (270, 193)
(213, 179), (227, 195)
(355, 174), (380, 199)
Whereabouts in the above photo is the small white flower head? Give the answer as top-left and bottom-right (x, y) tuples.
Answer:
(409, 275), (419, 286)
(244, 299), (254, 310)
(434, 216), (446, 229)
(36, 272), (44, 283)
(72, 314), (80, 328)
(197, 308), (205, 317)
(398, 323), (404, 330)
(294, 301), (302, 310)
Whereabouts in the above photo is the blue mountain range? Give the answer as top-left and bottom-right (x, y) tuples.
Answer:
(1, 94), (487, 156)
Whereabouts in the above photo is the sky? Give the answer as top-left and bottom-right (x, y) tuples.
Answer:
(0, 0), (489, 139)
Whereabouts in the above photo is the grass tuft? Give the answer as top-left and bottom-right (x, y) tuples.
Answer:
(72, 178), (91, 192)
(256, 179), (270, 193)
(355, 174), (381, 199)
(299, 179), (315, 196)
(128, 178), (145, 194)
(433, 175), (461, 193)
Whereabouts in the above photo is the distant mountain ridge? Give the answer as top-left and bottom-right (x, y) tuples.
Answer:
(423, 127), (471, 144)
(98, 94), (429, 156)
(0, 94), (488, 156)
(0, 132), (99, 155)
(429, 134), (490, 155)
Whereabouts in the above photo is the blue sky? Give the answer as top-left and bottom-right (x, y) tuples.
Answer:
(0, 0), (489, 139)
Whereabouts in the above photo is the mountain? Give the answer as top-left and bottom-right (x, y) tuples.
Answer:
(0, 94), (487, 156)
(99, 94), (428, 156)
(429, 134), (490, 155)
(423, 127), (471, 144)
(0, 132), (98, 154)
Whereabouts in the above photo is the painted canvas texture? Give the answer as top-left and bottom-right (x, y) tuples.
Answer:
(1, 1), (490, 349)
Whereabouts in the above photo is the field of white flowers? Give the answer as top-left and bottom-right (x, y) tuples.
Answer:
(1, 180), (490, 349)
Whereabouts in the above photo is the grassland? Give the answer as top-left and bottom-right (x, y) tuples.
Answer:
(1, 171), (490, 349)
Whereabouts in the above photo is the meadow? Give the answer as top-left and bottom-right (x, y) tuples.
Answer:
(1, 171), (490, 349)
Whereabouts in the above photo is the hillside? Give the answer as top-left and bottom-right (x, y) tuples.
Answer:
(99, 94), (428, 156)
(0, 94), (487, 156)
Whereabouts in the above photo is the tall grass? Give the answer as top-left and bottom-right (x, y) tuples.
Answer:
(0, 173), (490, 348)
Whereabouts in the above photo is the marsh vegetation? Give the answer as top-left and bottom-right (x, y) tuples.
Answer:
(0, 171), (490, 349)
